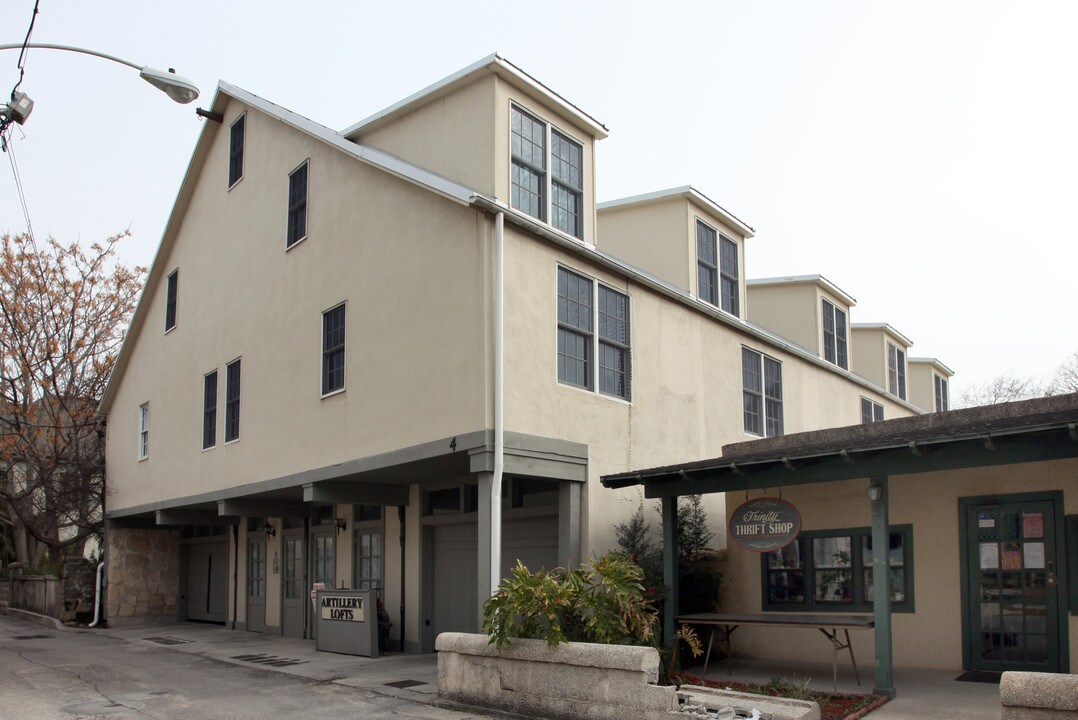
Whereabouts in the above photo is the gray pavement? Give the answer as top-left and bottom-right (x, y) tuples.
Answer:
(1, 607), (1005, 719)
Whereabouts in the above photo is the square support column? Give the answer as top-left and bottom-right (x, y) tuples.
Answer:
(558, 482), (581, 567)
(869, 475), (895, 698)
(477, 471), (494, 630)
(661, 495), (679, 643)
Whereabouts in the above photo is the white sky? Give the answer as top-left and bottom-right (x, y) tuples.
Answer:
(1, 1), (1075, 396)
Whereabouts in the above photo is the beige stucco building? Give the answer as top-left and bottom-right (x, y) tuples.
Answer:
(99, 55), (952, 652)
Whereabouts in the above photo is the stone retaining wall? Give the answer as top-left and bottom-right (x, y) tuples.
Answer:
(1001, 671), (1078, 719)
(106, 528), (180, 625)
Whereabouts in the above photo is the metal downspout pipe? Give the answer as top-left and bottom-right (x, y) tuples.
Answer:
(490, 211), (505, 598)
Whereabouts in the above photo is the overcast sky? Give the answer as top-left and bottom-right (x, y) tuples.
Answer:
(1, 1), (1074, 397)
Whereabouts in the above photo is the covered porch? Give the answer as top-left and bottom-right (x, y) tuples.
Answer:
(602, 393), (1078, 698)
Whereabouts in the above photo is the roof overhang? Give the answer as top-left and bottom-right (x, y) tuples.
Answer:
(598, 185), (755, 239)
(850, 322), (915, 349)
(909, 357), (956, 377)
(747, 274), (857, 307)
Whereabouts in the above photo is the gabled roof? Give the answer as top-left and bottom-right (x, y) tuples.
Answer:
(597, 185), (755, 239)
(340, 52), (609, 141)
(747, 274), (857, 307)
(99, 82), (487, 414)
(850, 322), (914, 348)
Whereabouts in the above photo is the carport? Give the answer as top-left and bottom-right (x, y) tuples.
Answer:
(602, 393), (1078, 697)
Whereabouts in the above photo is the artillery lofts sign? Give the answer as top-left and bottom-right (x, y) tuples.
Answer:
(320, 594), (366, 622)
(728, 497), (801, 552)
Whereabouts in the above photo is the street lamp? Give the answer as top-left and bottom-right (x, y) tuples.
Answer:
(0, 42), (199, 127)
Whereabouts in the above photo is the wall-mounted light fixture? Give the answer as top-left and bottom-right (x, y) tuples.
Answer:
(336, 518), (347, 533)
(867, 483), (883, 504)
(263, 522), (276, 537)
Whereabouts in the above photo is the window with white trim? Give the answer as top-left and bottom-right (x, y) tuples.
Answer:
(165, 269), (178, 332)
(860, 397), (884, 424)
(322, 304), (345, 395)
(557, 266), (631, 399)
(138, 403), (149, 460)
(287, 160), (308, 248)
(742, 347), (782, 436)
(229, 113), (245, 188)
(510, 105), (584, 239)
(203, 370), (217, 449)
(887, 342), (907, 400)
(821, 299), (848, 369)
(696, 219), (739, 317)
(225, 359), (241, 442)
(934, 374), (949, 412)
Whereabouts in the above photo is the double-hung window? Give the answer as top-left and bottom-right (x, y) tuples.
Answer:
(229, 114), (245, 188)
(203, 370), (217, 449)
(225, 359), (241, 442)
(138, 403), (149, 460)
(860, 397), (884, 424)
(557, 267), (631, 399)
(821, 299), (848, 369)
(511, 105), (585, 239)
(763, 525), (914, 612)
(165, 270), (178, 332)
(742, 348), (783, 436)
(696, 220), (739, 317)
(322, 304), (346, 395)
(287, 160), (309, 248)
(934, 374), (949, 412)
(887, 342), (907, 400)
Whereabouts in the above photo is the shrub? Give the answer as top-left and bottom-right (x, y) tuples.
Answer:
(483, 552), (658, 648)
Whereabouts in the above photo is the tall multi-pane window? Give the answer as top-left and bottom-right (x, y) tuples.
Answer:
(743, 348), (783, 437)
(225, 359), (241, 442)
(598, 286), (631, 399)
(165, 270), (178, 332)
(511, 105), (585, 240)
(821, 299), (848, 369)
(511, 106), (545, 221)
(887, 342), (907, 400)
(719, 235), (740, 317)
(287, 160), (309, 248)
(696, 220), (718, 306)
(322, 305), (346, 395)
(247, 539), (265, 598)
(934, 374), (949, 412)
(860, 397), (884, 424)
(138, 403), (149, 460)
(557, 267), (592, 389)
(551, 130), (583, 238)
(203, 370), (218, 449)
(557, 267), (631, 399)
(229, 114), (245, 187)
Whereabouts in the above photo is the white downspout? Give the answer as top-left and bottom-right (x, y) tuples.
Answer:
(88, 561), (105, 627)
(490, 211), (505, 597)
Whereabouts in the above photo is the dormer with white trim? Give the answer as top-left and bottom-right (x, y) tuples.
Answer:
(341, 53), (608, 246)
(908, 357), (955, 413)
(596, 186), (755, 320)
(851, 323), (913, 402)
(745, 275), (856, 371)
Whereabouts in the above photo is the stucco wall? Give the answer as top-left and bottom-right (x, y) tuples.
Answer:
(747, 283), (818, 354)
(597, 197), (692, 291)
(720, 458), (1078, 670)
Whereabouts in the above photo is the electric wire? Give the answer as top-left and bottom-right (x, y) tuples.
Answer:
(7, 138), (36, 241)
(10, 0), (41, 101)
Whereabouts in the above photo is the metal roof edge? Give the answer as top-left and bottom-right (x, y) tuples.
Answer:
(850, 322), (914, 348)
(598, 185), (755, 238)
(747, 274), (858, 306)
(909, 357), (956, 376)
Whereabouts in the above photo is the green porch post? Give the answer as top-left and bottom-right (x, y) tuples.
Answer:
(662, 495), (679, 643)
(869, 475), (895, 698)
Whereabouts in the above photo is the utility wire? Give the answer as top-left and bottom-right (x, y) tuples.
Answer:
(7, 136), (36, 241)
(10, 0), (41, 101)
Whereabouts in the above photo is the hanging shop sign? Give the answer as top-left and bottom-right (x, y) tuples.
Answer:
(728, 496), (802, 552)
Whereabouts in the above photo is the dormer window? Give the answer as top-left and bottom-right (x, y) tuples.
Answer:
(696, 219), (740, 318)
(510, 105), (584, 239)
(934, 374), (949, 412)
(887, 342), (907, 401)
(821, 299), (848, 370)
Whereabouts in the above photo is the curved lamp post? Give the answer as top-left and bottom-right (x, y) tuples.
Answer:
(0, 42), (199, 104)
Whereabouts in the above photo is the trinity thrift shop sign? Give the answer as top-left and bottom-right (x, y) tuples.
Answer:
(320, 593), (366, 622)
(728, 497), (801, 552)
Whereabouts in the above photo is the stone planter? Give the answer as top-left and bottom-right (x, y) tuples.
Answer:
(436, 632), (819, 720)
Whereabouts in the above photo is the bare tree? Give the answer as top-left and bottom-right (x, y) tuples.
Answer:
(1046, 351), (1078, 396)
(955, 373), (1045, 409)
(0, 233), (143, 568)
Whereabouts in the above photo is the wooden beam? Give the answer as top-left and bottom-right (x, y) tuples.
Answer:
(302, 481), (409, 506)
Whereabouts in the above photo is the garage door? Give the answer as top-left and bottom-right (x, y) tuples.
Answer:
(429, 515), (558, 638)
(186, 542), (228, 623)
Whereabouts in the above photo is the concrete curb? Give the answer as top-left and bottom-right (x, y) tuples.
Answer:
(0, 605), (66, 630)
